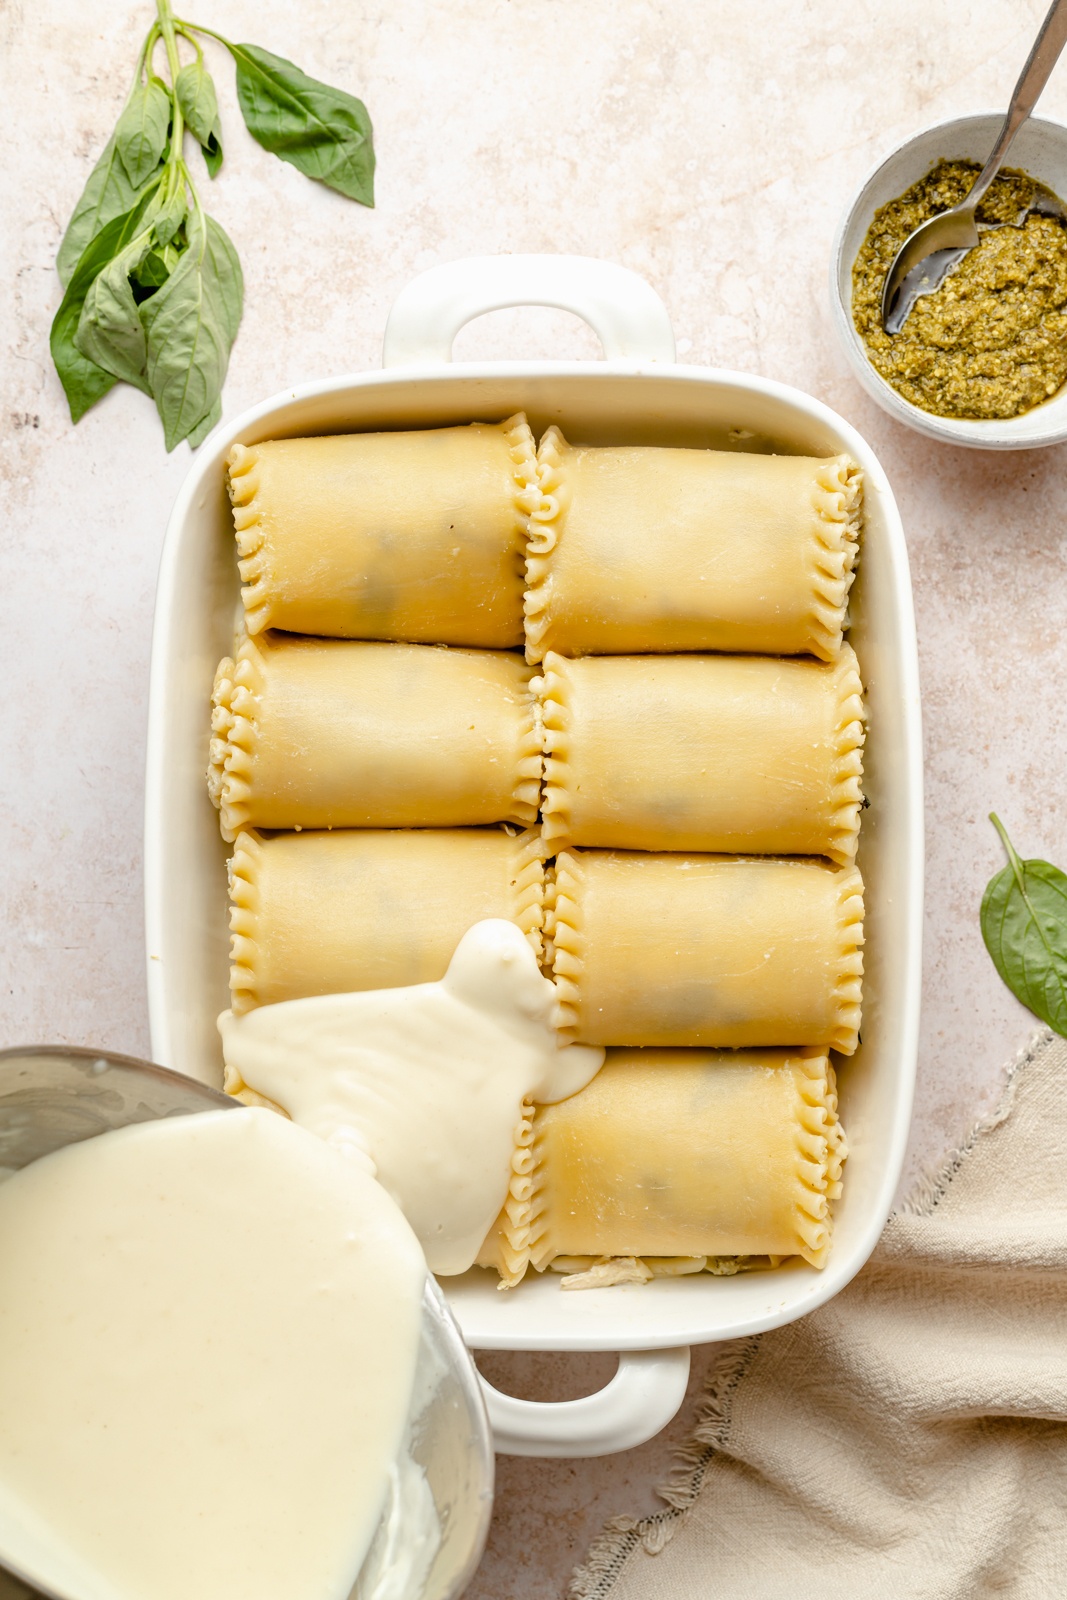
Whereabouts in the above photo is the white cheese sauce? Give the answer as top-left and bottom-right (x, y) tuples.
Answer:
(219, 919), (605, 1274)
(0, 1108), (425, 1600)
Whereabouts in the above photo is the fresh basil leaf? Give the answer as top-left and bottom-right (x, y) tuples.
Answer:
(153, 187), (188, 248)
(980, 813), (1067, 1037)
(52, 328), (116, 423)
(115, 80), (173, 187)
(227, 41), (374, 204)
(57, 131), (164, 288)
(140, 211), (244, 451)
(187, 395), (222, 448)
(74, 231), (156, 393)
(175, 59), (219, 146)
(51, 191), (160, 421)
(202, 130), (224, 179)
(203, 215), (243, 344)
(175, 60), (224, 178)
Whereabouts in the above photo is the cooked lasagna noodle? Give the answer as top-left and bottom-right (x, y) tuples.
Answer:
(477, 1048), (846, 1283)
(539, 646), (864, 861)
(228, 415), (540, 646)
(209, 634), (542, 840)
(548, 849), (863, 1050)
(525, 428), (861, 662)
(228, 827), (544, 1013)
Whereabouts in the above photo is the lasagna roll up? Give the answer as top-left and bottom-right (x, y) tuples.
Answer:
(548, 849), (863, 1051)
(209, 635), (542, 840)
(229, 827), (544, 1013)
(478, 1049), (846, 1283)
(229, 415), (539, 646)
(539, 646), (865, 862)
(526, 428), (861, 662)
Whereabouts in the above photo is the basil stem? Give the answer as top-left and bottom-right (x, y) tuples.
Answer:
(53, 0), (376, 448)
(156, 0), (186, 156)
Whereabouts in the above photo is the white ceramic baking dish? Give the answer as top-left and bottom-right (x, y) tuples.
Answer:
(145, 254), (923, 1458)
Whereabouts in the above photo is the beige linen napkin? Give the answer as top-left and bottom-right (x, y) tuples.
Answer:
(573, 1030), (1067, 1600)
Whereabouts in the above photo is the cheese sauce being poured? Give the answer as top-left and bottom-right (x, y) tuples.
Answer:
(219, 919), (605, 1274)
(0, 1108), (425, 1600)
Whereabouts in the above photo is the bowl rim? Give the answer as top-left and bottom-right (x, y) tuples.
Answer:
(829, 108), (1067, 450)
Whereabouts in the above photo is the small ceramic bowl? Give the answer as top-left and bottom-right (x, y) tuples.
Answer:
(830, 112), (1067, 450)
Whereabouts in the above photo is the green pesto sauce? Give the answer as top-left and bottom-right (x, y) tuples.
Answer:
(852, 159), (1067, 420)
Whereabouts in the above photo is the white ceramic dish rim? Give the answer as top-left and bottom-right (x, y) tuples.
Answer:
(144, 255), (924, 1456)
(829, 110), (1067, 450)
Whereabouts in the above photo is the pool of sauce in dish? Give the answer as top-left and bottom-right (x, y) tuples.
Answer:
(220, 918), (604, 1276)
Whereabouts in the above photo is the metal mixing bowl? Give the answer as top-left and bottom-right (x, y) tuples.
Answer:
(0, 1046), (493, 1600)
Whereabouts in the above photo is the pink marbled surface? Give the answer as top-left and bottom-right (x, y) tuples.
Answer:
(2, 1), (1064, 1594)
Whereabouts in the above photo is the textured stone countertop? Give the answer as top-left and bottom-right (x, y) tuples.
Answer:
(3, 0), (1065, 1594)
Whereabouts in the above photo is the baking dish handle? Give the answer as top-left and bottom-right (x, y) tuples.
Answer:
(382, 254), (677, 367)
(479, 1345), (691, 1458)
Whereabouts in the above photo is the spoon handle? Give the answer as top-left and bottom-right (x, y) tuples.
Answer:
(967, 0), (1067, 211)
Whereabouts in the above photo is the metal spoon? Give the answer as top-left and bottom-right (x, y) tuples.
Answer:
(881, 0), (1067, 334)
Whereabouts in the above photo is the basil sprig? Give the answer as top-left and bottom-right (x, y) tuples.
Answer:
(52, 0), (375, 450)
(980, 813), (1067, 1037)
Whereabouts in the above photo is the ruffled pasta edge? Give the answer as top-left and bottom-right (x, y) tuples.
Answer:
(507, 826), (548, 963)
(544, 847), (584, 1041)
(208, 635), (266, 843)
(474, 1100), (537, 1289)
(502, 410), (543, 539)
(207, 657), (234, 816)
(221, 1060), (290, 1116)
(831, 864), (865, 1054)
(523, 425), (569, 665)
(805, 454), (863, 662)
(227, 442), (273, 636)
(791, 1050), (848, 1268)
(227, 828), (265, 1016)
(826, 641), (867, 866)
(535, 651), (572, 849)
(511, 672), (544, 827)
